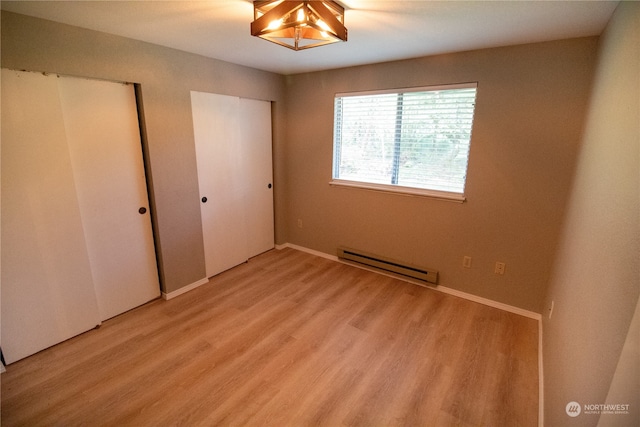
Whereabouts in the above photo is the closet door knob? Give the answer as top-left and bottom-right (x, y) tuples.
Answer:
(268, 183), (272, 189)
(202, 197), (208, 203)
(138, 207), (147, 214)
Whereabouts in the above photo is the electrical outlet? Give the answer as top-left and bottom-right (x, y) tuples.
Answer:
(463, 256), (472, 268)
(548, 300), (555, 319)
(297, 219), (303, 228)
(494, 262), (506, 275)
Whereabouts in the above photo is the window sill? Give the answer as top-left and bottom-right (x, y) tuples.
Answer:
(329, 179), (466, 203)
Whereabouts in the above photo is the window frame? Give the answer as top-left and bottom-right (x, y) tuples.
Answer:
(330, 82), (478, 202)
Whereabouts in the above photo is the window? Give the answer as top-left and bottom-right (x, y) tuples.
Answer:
(332, 83), (477, 201)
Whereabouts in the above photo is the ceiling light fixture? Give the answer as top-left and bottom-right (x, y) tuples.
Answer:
(251, 1), (347, 51)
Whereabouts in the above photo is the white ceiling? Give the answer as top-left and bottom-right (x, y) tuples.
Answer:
(1, 0), (619, 75)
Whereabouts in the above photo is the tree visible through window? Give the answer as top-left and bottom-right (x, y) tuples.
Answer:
(332, 83), (477, 199)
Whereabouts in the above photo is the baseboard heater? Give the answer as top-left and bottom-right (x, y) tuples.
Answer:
(337, 247), (438, 285)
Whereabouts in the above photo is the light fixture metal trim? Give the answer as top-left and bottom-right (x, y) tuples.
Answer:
(251, 1), (347, 51)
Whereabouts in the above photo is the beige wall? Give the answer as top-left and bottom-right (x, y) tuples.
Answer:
(283, 38), (598, 312)
(542, 2), (639, 426)
(1, 11), (287, 293)
(598, 296), (640, 427)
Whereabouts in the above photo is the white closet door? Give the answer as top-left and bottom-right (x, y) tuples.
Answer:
(239, 98), (275, 258)
(191, 92), (274, 278)
(191, 92), (249, 277)
(58, 76), (160, 321)
(1, 69), (101, 363)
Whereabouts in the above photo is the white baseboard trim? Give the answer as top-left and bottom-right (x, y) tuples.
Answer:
(277, 243), (542, 320)
(277, 243), (339, 261)
(435, 285), (542, 321)
(162, 277), (209, 300)
(538, 320), (544, 427)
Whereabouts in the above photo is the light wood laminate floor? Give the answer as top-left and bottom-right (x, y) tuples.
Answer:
(1, 247), (539, 426)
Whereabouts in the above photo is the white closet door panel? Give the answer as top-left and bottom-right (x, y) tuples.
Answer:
(239, 98), (274, 258)
(58, 77), (160, 320)
(1, 69), (101, 364)
(191, 91), (248, 277)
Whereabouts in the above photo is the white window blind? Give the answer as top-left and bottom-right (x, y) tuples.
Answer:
(332, 83), (477, 200)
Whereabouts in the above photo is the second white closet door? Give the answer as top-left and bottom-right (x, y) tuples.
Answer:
(239, 98), (275, 258)
(60, 77), (160, 321)
(191, 92), (274, 278)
